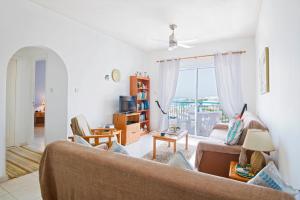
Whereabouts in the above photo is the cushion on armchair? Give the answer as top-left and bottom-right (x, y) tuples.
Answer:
(225, 119), (244, 145)
(74, 135), (92, 147)
(74, 135), (109, 149)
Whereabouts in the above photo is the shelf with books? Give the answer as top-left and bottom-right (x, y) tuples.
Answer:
(130, 75), (150, 133)
(137, 99), (148, 101)
(135, 76), (149, 81)
(137, 88), (148, 90)
(137, 109), (149, 113)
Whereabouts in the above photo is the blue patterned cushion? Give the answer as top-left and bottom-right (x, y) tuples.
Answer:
(225, 119), (244, 145)
(168, 151), (193, 170)
(248, 161), (298, 196)
(110, 141), (129, 155)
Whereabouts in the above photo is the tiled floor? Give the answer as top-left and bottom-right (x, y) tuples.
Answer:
(1, 134), (201, 200)
(0, 172), (41, 200)
(27, 127), (46, 152)
(1, 127), (45, 200)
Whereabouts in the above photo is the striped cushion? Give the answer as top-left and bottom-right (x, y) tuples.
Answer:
(225, 119), (244, 145)
(248, 161), (298, 196)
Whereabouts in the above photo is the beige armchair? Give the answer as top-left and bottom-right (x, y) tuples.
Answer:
(69, 115), (121, 147)
(195, 112), (268, 177)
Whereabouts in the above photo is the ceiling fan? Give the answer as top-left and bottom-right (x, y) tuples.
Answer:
(154, 24), (198, 51)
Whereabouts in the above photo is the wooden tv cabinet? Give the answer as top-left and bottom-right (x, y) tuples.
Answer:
(113, 112), (142, 145)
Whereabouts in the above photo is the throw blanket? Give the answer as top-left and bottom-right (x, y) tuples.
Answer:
(39, 141), (293, 200)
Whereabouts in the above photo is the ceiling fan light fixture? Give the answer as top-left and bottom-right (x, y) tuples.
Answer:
(153, 24), (197, 51)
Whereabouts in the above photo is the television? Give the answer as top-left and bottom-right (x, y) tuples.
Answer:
(119, 96), (137, 113)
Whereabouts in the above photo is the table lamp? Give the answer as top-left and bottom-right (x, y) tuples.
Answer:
(242, 129), (275, 174)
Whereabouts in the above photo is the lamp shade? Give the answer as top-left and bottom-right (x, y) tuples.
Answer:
(242, 129), (275, 152)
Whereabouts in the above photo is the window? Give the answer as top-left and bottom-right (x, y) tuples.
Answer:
(169, 58), (228, 137)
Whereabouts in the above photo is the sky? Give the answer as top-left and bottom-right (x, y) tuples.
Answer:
(174, 67), (218, 99)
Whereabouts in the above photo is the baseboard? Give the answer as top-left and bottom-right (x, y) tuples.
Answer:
(0, 175), (8, 183)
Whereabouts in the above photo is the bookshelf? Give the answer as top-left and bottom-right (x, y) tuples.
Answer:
(130, 76), (150, 134)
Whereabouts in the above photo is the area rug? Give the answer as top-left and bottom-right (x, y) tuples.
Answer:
(142, 143), (196, 164)
(6, 146), (43, 179)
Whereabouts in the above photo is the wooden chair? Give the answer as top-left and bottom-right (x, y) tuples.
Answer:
(68, 115), (121, 148)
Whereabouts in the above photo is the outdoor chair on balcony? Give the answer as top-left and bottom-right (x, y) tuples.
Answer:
(197, 111), (222, 137)
(187, 111), (221, 137)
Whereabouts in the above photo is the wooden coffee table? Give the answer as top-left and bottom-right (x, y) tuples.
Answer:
(152, 130), (188, 159)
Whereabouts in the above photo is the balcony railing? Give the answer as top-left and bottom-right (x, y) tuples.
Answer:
(168, 100), (229, 136)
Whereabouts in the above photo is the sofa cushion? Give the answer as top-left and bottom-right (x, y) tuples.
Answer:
(238, 112), (268, 145)
(109, 141), (129, 155)
(168, 151), (193, 170)
(248, 161), (298, 196)
(95, 143), (109, 150)
(210, 129), (228, 141)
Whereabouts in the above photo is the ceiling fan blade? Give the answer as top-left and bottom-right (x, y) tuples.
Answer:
(178, 43), (193, 48)
(151, 39), (169, 44)
(178, 38), (200, 44)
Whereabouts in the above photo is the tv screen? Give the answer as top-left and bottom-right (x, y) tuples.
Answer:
(119, 96), (137, 113)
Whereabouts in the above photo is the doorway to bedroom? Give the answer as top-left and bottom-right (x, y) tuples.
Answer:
(5, 46), (68, 179)
(33, 59), (46, 151)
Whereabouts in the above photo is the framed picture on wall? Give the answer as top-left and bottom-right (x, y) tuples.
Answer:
(259, 47), (270, 94)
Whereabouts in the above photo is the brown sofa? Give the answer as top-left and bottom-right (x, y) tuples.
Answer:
(39, 141), (293, 200)
(195, 112), (268, 177)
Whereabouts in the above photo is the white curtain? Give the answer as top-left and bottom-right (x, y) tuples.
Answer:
(214, 53), (243, 118)
(158, 59), (180, 131)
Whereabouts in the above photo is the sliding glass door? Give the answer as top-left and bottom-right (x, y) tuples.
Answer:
(169, 61), (228, 137)
(169, 68), (196, 134)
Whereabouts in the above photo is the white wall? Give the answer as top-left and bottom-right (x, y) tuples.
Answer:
(44, 49), (68, 144)
(147, 37), (257, 130)
(0, 0), (146, 180)
(255, 0), (300, 189)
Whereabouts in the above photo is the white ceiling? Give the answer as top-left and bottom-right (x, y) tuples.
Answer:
(29, 0), (262, 51)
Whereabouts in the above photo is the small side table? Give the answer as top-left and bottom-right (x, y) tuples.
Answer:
(229, 161), (251, 182)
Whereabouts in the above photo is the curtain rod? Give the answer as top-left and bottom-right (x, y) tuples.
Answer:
(156, 50), (246, 63)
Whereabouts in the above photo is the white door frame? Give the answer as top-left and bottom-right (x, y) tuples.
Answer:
(5, 59), (17, 147)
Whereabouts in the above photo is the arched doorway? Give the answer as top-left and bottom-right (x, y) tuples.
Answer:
(5, 46), (68, 179)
